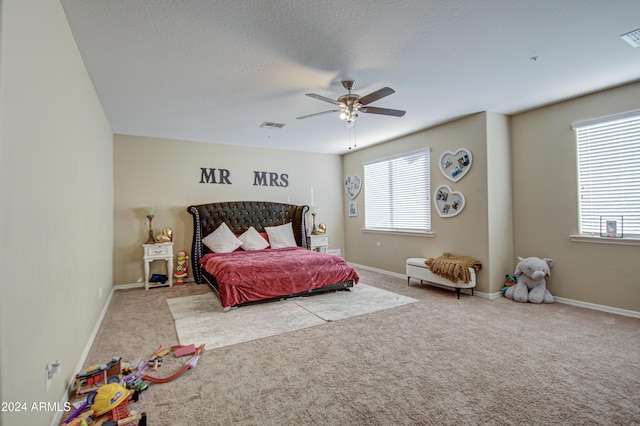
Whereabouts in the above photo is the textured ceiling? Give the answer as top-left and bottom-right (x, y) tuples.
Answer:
(61, 0), (640, 154)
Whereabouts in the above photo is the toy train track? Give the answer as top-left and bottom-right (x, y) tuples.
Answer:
(137, 344), (205, 384)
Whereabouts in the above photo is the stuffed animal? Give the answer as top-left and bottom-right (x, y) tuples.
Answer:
(504, 256), (554, 304)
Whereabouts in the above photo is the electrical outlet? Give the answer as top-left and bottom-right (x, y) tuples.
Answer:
(45, 365), (51, 392)
(45, 360), (61, 392)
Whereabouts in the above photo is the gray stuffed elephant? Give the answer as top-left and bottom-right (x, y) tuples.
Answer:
(505, 256), (554, 304)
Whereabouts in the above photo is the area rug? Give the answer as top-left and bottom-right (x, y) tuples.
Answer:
(167, 284), (417, 350)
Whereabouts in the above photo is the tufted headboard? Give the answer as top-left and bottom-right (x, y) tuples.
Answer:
(187, 201), (309, 284)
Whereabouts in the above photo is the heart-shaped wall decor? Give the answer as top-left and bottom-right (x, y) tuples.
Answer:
(344, 175), (361, 199)
(434, 185), (466, 218)
(439, 148), (473, 182)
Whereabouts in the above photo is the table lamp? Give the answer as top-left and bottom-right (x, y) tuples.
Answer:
(144, 207), (156, 244)
(310, 206), (319, 235)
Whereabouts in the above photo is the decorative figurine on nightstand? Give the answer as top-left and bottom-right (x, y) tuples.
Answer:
(175, 251), (188, 285)
(316, 223), (326, 235)
(156, 227), (173, 243)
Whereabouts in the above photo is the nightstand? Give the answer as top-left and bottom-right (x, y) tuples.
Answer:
(143, 242), (174, 290)
(307, 235), (329, 253)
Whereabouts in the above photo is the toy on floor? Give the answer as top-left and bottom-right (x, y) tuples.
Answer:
(60, 400), (89, 426)
(150, 274), (168, 284)
(175, 251), (188, 284)
(64, 344), (202, 425)
(61, 383), (146, 426)
(135, 344), (205, 384)
(89, 383), (146, 426)
(502, 275), (518, 292)
(74, 357), (122, 395)
(504, 256), (554, 304)
(123, 376), (149, 393)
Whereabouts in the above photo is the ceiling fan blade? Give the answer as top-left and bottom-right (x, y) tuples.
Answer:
(358, 87), (395, 106)
(305, 93), (342, 106)
(361, 106), (406, 117)
(296, 110), (341, 120)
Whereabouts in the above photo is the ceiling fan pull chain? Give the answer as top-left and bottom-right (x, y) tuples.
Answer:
(353, 124), (357, 149)
(347, 123), (357, 150)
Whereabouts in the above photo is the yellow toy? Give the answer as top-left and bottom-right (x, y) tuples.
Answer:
(91, 383), (130, 417)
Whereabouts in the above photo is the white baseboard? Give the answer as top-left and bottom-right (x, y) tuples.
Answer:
(554, 296), (640, 318)
(351, 263), (640, 318)
(115, 277), (196, 291)
(50, 286), (115, 426)
(350, 262), (405, 279)
(115, 282), (145, 290)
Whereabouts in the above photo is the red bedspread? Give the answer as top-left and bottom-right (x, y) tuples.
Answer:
(199, 247), (359, 308)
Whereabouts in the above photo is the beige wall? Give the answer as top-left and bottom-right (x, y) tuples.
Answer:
(0, 0), (114, 424)
(342, 113), (506, 295)
(344, 83), (640, 313)
(486, 112), (515, 294)
(114, 135), (345, 285)
(512, 81), (640, 312)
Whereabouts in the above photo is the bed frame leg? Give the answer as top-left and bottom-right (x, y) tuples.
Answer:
(456, 288), (461, 299)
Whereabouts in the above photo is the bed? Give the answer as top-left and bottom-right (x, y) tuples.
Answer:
(187, 201), (359, 308)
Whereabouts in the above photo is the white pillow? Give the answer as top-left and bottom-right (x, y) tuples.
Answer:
(202, 222), (243, 253)
(238, 226), (270, 251)
(265, 222), (298, 248)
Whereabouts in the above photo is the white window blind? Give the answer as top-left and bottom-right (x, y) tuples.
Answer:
(573, 109), (640, 237)
(363, 148), (430, 231)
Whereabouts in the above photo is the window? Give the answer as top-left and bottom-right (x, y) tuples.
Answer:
(573, 109), (640, 237)
(363, 148), (430, 232)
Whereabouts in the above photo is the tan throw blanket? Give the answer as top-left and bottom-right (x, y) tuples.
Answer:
(425, 253), (482, 283)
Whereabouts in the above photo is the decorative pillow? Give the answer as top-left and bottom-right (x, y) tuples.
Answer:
(265, 222), (298, 248)
(238, 226), (270, 251)
(202, 222), (243, 253)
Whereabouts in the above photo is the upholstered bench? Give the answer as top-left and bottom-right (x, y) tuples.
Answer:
(406, 257), (476, 298)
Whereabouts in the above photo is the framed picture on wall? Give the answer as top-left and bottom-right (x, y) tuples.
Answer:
(439, 148), (473, 182)
(600, 216), (623, 238)
(348, 201), (357, 217)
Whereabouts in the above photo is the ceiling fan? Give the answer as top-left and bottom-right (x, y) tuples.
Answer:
(296, 80), (406, 126)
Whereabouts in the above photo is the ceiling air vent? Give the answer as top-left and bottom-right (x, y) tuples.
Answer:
(260, 121), (285, 129)
(621, 28), (640, 47)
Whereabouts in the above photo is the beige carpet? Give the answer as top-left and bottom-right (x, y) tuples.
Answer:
(168, 284), (418, 349)
(72, 268), (640, 426)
